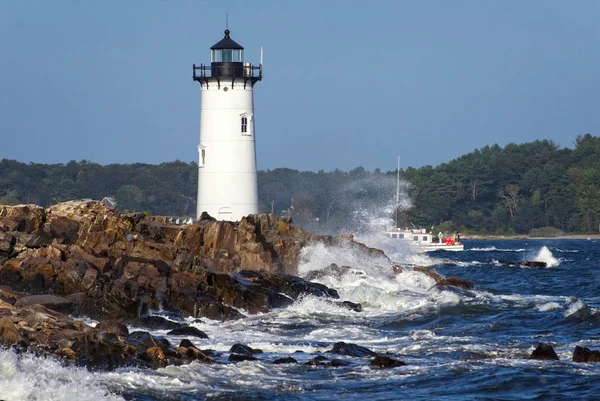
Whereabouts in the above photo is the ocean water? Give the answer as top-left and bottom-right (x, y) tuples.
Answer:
(1, 238), (600, 400)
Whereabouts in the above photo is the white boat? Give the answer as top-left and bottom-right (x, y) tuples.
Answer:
(388, 156), (464, 252)
(386, 227), (464, 252)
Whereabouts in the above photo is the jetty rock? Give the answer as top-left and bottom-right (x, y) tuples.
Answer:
(0, 200), (385, 321)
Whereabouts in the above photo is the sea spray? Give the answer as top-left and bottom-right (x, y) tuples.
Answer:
(297, 241), (461, 313)
(534, 246), (560, 267)
(0, 349), (123, 401)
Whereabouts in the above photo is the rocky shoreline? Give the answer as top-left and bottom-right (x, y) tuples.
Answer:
(1, 201), (597, 373)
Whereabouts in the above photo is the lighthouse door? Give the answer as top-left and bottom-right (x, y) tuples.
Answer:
(218, 207), (234, 221)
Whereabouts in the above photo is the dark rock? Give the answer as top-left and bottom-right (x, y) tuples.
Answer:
(305, 356), (329, 366)
(304, 263), (353, 281)
(438, 277), (475, 290)
(125, 331), (178, 359)
(521, 261), (547, 268)
(335, 300), (363, 312)
(95, 320), (129, 337)
(370, 356), (406, 369)
(414, 266), (475, 290)
(572, 346), (600, 363)
(530, 343), (559, 360)
(198, 212), (216, 223)
(179, 339), (195, 348)
(0, 232), (15, 256)
(130, 316), (185, 331)
(167, 326), (208, 339)
(229, 343), (263, 355)
(14, 294), (75, 314)
(70, 332), (137, 370)
(179, 345), (215, 363)
(329, 342), (377, 357)
(229, 353), (259, 362)
(273, 357), (297, 364)
(327, 359), (350, 367)
(193, 297), (246, 321)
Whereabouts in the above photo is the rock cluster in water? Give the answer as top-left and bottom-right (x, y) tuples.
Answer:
(0, 201), (402, 370)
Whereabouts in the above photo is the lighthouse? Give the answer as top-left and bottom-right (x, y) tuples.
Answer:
(193, 29), (262, 221)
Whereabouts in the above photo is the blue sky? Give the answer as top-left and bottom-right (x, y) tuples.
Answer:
(1, 0), (598, 172)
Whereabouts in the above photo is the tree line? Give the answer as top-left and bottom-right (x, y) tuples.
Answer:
(1, 133), (599, 235)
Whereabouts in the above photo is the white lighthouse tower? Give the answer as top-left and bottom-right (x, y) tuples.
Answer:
(193, 29), (262, 221)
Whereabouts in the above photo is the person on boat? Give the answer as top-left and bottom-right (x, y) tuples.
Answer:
(457, 232), (461, 243)
(438, 231), (443, 244)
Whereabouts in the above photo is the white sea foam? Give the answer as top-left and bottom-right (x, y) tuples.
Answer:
(0, 349), (123, 401)
(470, 247), (527, 252)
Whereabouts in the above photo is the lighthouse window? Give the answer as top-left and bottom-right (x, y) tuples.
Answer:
(201, 149), (206, 167)
(241, 116), (248, 133)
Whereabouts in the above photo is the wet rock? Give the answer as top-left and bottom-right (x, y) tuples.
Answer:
(14, 294), (75, 314)
(130, 316), (185, 331)
(305, 356), (329, 366)
(414, 266), (475, 290)
(521, 261), (547, 268)
(329, 342), (377, 357)
(327, 359), (350, 367)
(229, 343), (263, 355)
(333, 300), (363, 312)
(438, 277), (475, 290)
(304, 263), (353, 281)
(370, 356), (406, 369)
(55, 347), (77, 361)
(530, 343), (559, 360)
(167, 326), (208, 339)
(95, 320), (129, 337)
(179, 345), (215, 363)
(273, 356), (297, 364)
(229, 353), (259, 362)
(572, 346), (600, 363)
(144, 346), (166, 365)
(70, 332), (135, 370)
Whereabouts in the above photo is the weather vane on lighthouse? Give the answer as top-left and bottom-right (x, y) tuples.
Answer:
(192, 26), (263, 221)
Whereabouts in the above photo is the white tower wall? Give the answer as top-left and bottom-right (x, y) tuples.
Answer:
(196, 81), (258, 221)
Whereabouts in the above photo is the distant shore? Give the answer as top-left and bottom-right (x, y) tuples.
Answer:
(463, 234), (600, 240)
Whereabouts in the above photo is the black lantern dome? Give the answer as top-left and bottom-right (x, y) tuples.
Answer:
(209, 30), (244, 78)
(193, 29), (262, 87)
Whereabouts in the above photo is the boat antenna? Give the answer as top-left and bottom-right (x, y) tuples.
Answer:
(395, 156), (400, 228)
(226, 12), (229, 30)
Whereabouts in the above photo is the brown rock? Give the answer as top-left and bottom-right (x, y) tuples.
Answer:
(14, 294), (75, 313)
(55, 347), (77, 360)
(0, 204), (46, 233)
(572, 346), (600, 363)
(145, 346), (166, 364)
(530, 343), (559, 360)
(0, 316), (28, 347)
(95, 320), (129, 337)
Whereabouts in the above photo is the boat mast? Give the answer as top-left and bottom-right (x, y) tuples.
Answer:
(395, 155), (400, 228)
